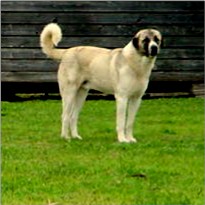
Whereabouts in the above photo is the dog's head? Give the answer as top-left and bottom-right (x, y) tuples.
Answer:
(132, 29), (162, 57)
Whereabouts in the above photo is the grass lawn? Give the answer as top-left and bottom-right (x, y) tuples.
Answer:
(1, 98), (204, 205)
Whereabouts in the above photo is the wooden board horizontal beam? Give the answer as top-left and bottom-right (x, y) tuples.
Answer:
(1, 71), (204, 83)
(2, 24), (204, 37)
(2, 13), (203, 25)
(1, 59), (204, 72)
(2, 48), (204, 60)
(2, 36), (203, 49)
(2, 1), (203, 12)
(150, 71), (204, 83)
(1, 72), (57, 83)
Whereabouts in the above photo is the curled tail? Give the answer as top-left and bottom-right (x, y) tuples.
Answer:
(40, 23), (66, 60)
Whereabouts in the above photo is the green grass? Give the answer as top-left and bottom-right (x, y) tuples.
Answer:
(1, 98), (204, 205)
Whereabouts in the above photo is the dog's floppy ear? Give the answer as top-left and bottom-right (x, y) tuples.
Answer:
(132, 37), (139, 49)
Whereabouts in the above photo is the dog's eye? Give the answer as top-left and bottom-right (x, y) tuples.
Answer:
(154, 36), (160, 44)
(143, 37), (150, 43)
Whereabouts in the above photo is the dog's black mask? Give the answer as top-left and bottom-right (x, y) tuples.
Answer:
(132, 37), (139, 50)
(132, 37), (149, 57)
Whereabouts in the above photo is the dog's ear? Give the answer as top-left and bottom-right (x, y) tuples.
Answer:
(132, 37), (139, 49)
(52, 17), (58, 23)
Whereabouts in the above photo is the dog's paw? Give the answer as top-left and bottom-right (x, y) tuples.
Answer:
(127, 137), (137, 143)
(72, 135), (83, 140)
(60, 135), (71, 141)
(118, 137), (130, 143)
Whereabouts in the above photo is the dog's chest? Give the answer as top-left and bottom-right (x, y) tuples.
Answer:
(124, 76), (148, 97)
(117, 64), (151, 97)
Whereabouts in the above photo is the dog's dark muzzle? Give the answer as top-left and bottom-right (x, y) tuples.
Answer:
(150, 45), (158, 56)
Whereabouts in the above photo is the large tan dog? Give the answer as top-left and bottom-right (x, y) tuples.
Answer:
(40, 23), (162, 143)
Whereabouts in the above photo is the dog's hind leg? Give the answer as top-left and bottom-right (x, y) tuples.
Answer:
(70, 88), (88, 140)
(61, 86), (77, 140)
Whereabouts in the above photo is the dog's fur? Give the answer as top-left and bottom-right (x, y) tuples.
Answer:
(40, 23), (162, 143)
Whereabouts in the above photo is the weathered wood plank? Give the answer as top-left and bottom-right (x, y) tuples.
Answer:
(2, 24), (204, 36)
(1, 1), (203, 12)
(154, 59), (204, 71)
(2, 48), (204, 60)
(1, 71), (204, 83)
(146, 92), (194, 98)
(151, 71), (204, 83)
(160, 48), (204, 59)
(1, 49), (44, 59)
(2, 36), (204, 48)
(191, 84), (204, 97)
(2, 13), (203, 25)
(1, 59), (204, 72)
(1, 60), (58, 71)
(1, 72), (57, 83)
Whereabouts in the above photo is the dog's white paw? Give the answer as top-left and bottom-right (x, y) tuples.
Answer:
(127, 137), (137, 143)
(61, 135), (71, 141)
(118, 137), (130, 143)
(72, 135), (83, 140)
(118, 136), (137, 143)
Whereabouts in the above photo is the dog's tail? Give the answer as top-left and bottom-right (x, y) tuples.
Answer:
(40, 23), (66, 60)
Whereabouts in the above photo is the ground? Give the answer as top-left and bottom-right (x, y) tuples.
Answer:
(1, 98), (204, 205)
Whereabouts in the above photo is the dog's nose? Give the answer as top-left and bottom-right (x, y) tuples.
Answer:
(150, 45), (158, 56)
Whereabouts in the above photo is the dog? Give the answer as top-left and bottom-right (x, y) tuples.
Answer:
(40, 23), (162, 143)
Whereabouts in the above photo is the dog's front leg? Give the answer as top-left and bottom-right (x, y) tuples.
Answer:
(115, 95), (130, 143)
(126, 97), (141, 143)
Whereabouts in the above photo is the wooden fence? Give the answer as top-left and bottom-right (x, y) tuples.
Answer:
(1, 1), (204, 98)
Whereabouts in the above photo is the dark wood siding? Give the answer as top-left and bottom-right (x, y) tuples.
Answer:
(1, 1), (204, 98)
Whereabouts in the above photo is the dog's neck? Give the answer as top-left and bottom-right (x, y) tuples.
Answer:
(122, 42), (156, 78)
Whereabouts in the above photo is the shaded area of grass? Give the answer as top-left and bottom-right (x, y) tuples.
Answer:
(1, 98), (204, 205)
